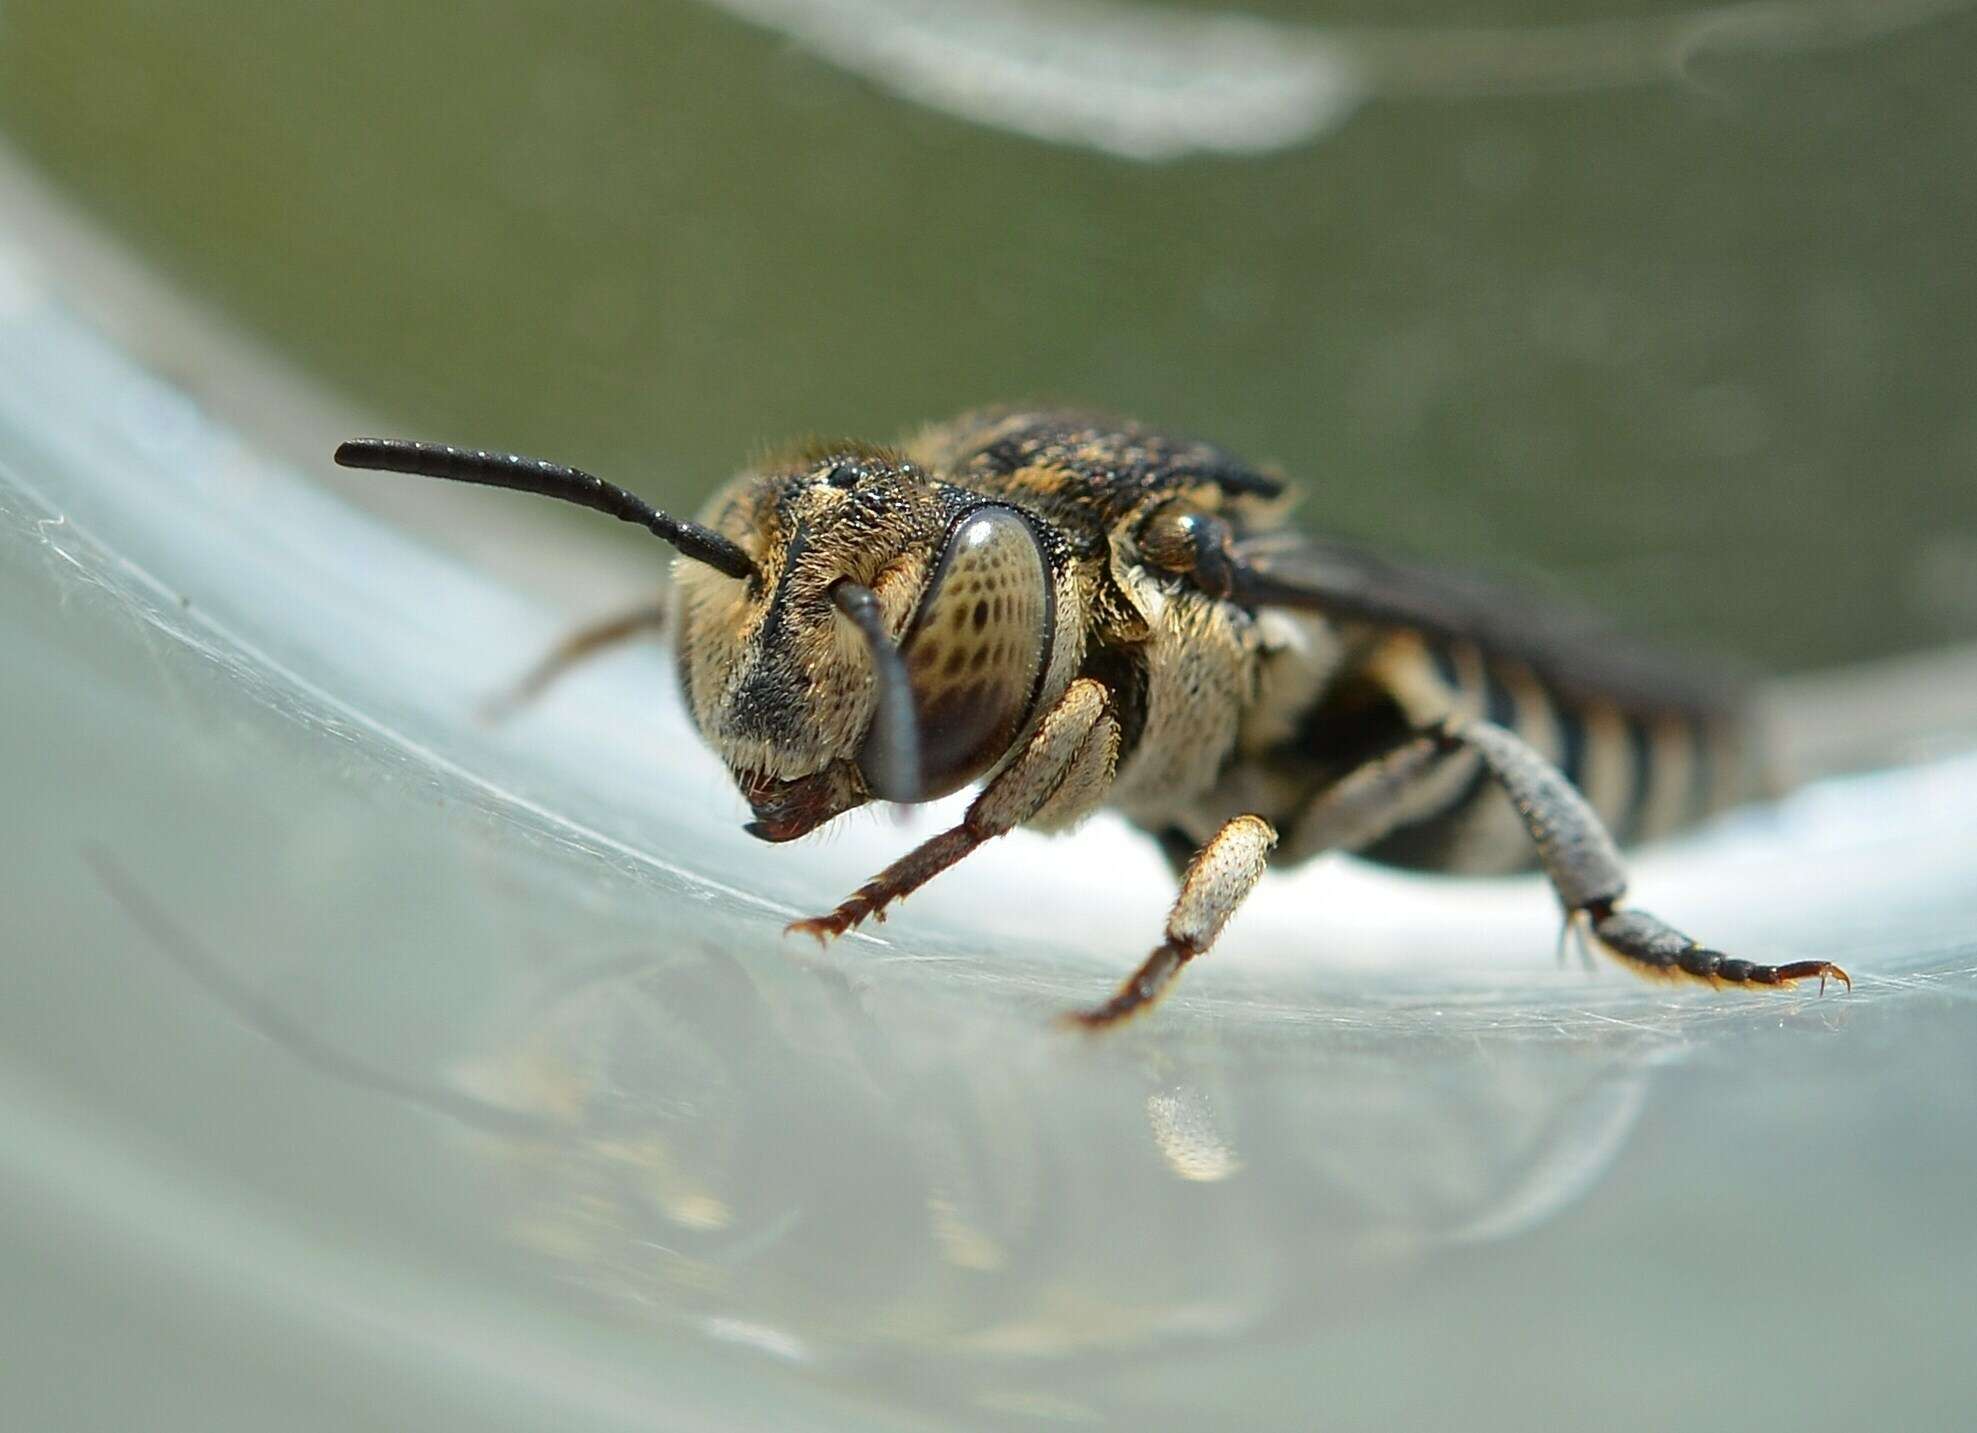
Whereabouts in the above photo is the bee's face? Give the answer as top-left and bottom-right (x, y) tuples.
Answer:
(673, 448), (1056, 842)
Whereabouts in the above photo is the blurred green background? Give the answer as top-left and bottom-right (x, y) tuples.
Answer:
(3, 0), (1973, 668)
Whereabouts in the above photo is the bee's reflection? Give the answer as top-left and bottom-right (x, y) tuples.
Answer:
(94, 841), (1672, 1366)
(445, 934), (1667, 1361)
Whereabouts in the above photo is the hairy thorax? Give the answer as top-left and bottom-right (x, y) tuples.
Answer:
(1103, 560), (1263, 829)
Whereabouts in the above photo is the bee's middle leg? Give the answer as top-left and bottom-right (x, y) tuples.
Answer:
(788, 679), (1118, 941)
(1064, 814), (1278, 1029)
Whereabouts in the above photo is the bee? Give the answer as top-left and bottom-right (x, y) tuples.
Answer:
(335, 409), (1848, 1026)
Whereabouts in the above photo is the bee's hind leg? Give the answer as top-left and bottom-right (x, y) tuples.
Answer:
(479, 598), (669, 722)
(1436, 719), (1849, 993)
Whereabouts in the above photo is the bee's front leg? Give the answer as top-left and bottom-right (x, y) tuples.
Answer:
(480, 598), (669, 722)
(1063, 814), (1278, 1029)
(788, 679), (1118, 941)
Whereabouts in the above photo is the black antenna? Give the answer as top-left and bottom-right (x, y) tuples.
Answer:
(833, 581), (923, 803)
(334, 439), (759, 583)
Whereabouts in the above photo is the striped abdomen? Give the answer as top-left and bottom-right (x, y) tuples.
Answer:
(1324, 631), (1761, 876)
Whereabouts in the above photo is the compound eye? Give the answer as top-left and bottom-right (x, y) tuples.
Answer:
(889, 506), (1052, 800)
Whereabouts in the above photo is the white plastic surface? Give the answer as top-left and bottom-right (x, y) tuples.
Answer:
(701, 0), (1977, 158)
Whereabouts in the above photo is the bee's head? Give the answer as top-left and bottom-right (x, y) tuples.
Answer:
(676, 445), (1055, 842)
(333, 437), (1055, 845)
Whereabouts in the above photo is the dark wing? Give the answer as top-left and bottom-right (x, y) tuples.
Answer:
(1229, 531), (1749, 718)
